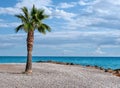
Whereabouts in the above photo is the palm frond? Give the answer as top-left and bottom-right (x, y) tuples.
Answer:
(23, 23), (34, 32)
(41, 23), (51, 32)
(38, 26), (46, 34)
(15, 14), (27, 23)
(23, 23), (29, 32)
(37, 9), (49, 20)
(15, 5), (51, 34)
(21, 7), (30, 20)
(15, 24), (24, 33)
(43, 15), (49, 19)
(31, 5), (37, 18)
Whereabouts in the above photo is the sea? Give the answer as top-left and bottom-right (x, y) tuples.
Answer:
(0, 56), (120, 70)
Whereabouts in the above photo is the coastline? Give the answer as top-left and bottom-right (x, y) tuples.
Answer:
(37, 60), (120, 77)
(0, 61), (120, 77)
(0, 56), (120, 69)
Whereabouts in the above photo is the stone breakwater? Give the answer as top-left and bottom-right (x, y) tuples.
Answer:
(37, 60), (120, 77)
(86, 65), (120, 77)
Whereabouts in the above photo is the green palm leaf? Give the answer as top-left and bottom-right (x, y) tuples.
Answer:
(15, 5), (51, 33)
(15, 24), (24, 32)
(21, 7), (30, 20)
(41, 23), (51, 32)
(15, 14), (27, 23)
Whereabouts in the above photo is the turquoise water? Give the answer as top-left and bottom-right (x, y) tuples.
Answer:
(0, 56), (120, 69)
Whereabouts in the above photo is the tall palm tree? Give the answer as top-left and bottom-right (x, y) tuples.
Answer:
(15, 5), (51, 73)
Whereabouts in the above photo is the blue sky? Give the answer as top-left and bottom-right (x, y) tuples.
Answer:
(0, 0), (120, 56)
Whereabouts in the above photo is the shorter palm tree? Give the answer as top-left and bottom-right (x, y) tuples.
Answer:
(15, 5), (51, 73)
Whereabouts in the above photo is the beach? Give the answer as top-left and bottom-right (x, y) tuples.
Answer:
(0, 63), (119, 88)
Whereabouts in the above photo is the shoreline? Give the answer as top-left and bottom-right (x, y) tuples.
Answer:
(0, 60), (120, 77)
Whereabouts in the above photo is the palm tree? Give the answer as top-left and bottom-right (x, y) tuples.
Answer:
(15, 5), (51, 73)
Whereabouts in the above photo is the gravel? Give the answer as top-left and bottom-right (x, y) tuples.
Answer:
(0, 63), (119, 88)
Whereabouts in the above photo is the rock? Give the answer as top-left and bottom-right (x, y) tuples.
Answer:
(94, 65), (99, 68)
(37, 60), (75, 66)
(86, 65), (90, 67)
(70, 63), (74, 65)
(115, 73), (120, 77)
(114, 69), (120, 74)
(99, 67), (104, 70)
(104, 69), (108, 72)
(105, 68), (113, 73)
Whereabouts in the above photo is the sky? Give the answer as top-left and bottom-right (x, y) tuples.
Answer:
(0, 0), (120, 56)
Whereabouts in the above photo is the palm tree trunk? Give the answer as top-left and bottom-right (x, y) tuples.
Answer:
(25, 31), (34, 73)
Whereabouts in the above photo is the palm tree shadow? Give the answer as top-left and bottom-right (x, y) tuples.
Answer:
(0, 71), (25, 75)
(9, 72), (32, 75)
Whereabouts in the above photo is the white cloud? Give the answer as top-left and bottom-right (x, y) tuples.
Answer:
(0, 0), (120, 56)
(63, 16), (107, 30)
(79, 1), (87, 6)
(60, 0), (120, 30)
(0, 0), (77, 21)
(0, 0), (52, 15)
(4, 30), (119, 46)
(115, 38), (120, 44)
(83, 0), (120, 18)
(62, 50), (74, 55)
(108, 0), (120, 5)
(0, 30), (120, 56)
(15, 0), (52, 8)
(52, 9), (77, 21)
(0, 22), (20, 28)
(0, 43), (14, 47)
(0, 7), (20, 15)
(95, 47), (105, 54)
(79, 0), (100, 6)
(58, 2), (76, 9)
(101, 45), (120, 48)
(77, 0), (120, 20)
